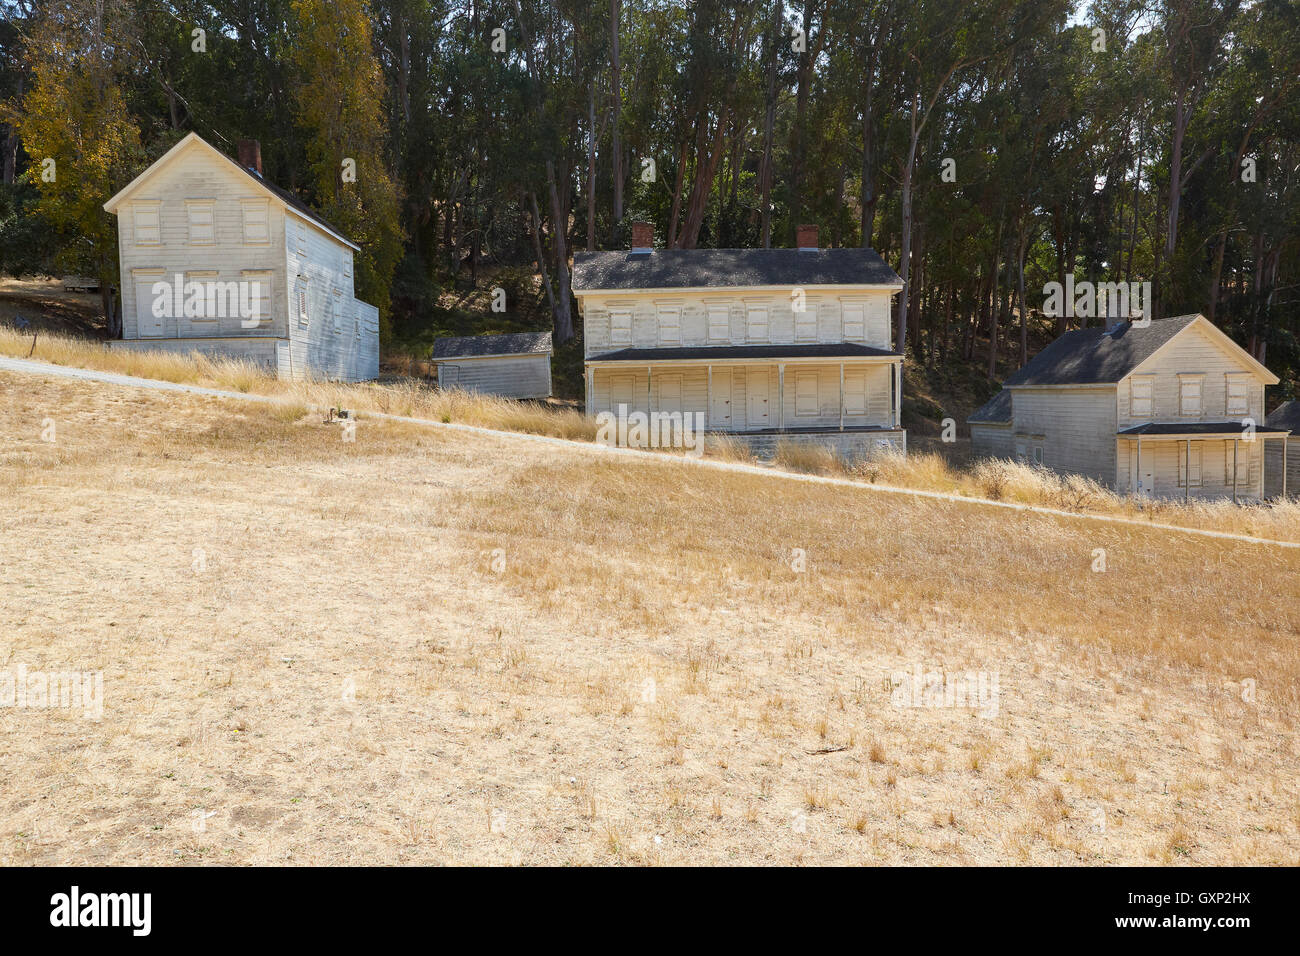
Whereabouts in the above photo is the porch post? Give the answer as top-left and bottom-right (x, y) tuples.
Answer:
(1134, 437), (1140, 497)
(647, 366), (653, 414)
(1232, 438), (1238, 504)
(706, 365), (713, 430)
(893, 361), (901, 429)
(1285, 436), (1289, 499)
(839, 362), (845, 431)
(584, 366), (593, 416)
(778, 363), (785, 432)
(1184, 439), (1190, 504)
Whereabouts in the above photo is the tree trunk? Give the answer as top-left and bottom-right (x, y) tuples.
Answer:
(758, 0), (780, 249)
(610, 0), (623, 231)
(586, 82), (597, 251)
(546, 161), (574, 343)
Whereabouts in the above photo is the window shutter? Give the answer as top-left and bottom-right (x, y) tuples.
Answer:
(707, 305), (730, 342)
(746, 306), (768, 343)
(609, 308), (632, 346)
(795, 372), (818, 416)
(843, 371), (867, 415)
(658, 306), (681, 346)
(842, 304), (865, 341)
(795, 308), (817, 342)
(133, 203), (161, 245)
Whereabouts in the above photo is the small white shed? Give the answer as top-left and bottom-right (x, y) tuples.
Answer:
(432, 332), (553, 399)
(1264, 401), (1297, 499)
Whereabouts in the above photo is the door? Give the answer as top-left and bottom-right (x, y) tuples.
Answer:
(746, 368), (770, 428)
(135, 276), (165, 337)
(609, 374), (637, 415)
(709, 369), (732, 428)
(1129, 441), (1153, 495)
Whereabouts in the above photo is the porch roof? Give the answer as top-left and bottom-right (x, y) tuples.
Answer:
(587, 343), (900, 363)
(1118, 421), (1290, 438)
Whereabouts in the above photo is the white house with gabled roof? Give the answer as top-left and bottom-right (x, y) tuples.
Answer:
(102, 132), (379, 382)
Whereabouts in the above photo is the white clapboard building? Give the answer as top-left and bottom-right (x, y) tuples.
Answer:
(103, 132), (379, 382)
(431, 332), (553, 399)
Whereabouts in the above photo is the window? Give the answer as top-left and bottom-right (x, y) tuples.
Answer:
(133, 202), (161, 245)
(328, 289), (343, 333)
(746, 305), (769, 343)
(1226, 374), (1250, 416)
(355, 308), (361, 340)
(657, 374), (682, 414)
(241, 199), (270, 244)
(184, 271), (219, 322)
(1031, 444), (1044, 466)
(795, 372), (819, 416)
(1177, 442), (1203, 487)
(1179, 375), (1204, 417)
(657, 305), (681, 346)
(186, 200), (216, 245)
(843, 370), (867, 415)
(707, 304), (730, 342)
(241, 271), (272, 327)
(609, 307), (632, 346)
(1129, 375), (1154, 418)
(842, 303), (866, 341)
(297, 276), (310, 326)
(795, 306), (818, 343)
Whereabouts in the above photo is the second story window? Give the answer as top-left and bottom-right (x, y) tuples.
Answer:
(609, 307), (632, 347)
(1129, 375), (1153, 418)
(186, 200), (216, 245)
(133, 202), (161, 245)
(707, 304), (729, 342)
(795, 305), (817, 343)
(297, 276), (310, 327)
(1179, 374), (1203, 417)
(331, 289), (343, 333)
(1225, 373), (1250, 416)
(657, 305), (681, 346)
(746, 305), (769, 343)
(241, 199), (270, 244)
(842, 303), (865, 341)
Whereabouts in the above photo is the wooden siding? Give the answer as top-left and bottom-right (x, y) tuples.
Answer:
(1009, 387), (1117, 485)
(1118, 437), (1265, 500)
(970, 423), (1014, 459)
(589, 361), (893, 432)
(580, 290), (893, 357)
(437, 354), (551, 399)
(1116, 321), (1267, 427)
(1264, 440), (1298, 499)
(113, 138), (378, 382)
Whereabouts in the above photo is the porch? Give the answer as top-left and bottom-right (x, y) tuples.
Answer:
(1117, 422), (1291, 503)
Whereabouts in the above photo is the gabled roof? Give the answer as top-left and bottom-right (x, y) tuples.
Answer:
(571, 248), (903, 292)
(103, 132), (359, 251)
(1266, 401), (1300, 431)
(1002, 314), (1277, 387)
(587, 343), (899, 362)
(968, 389), (1012, 425)
(431, 331), (553, 359)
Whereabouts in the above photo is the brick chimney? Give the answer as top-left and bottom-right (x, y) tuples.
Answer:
(797, 224), (819, 251)
(630, 221), (654, 252)
(237, 139), (263, 176)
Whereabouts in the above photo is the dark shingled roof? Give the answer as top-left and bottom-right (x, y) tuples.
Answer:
(432, 332), (552, 359)
(1266, 401), (1300, 431)
(587, 343), (899, 362)
(968, 389), (1012, 425)
(1003, 314), (1201, 387)
(1117, 421), (1289, 436)
(571, 248), (903, 291)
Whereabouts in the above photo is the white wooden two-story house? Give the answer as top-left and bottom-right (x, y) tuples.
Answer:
(571, 224), (906, 458)
(102, 132), (379, 381)
(968, 314), (1289, 501)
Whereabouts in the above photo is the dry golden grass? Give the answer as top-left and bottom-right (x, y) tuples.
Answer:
(2, 328), (1297, 544)
(1, 369), (1298, 865)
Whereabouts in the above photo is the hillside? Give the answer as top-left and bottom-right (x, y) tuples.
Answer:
(2, 367), (1297, 865)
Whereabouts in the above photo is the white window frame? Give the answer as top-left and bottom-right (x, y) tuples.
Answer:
(609, 307), (632, 347)
(1177, 442), (1203, 488)
(186, 200), (216, 246)
(794, 305), (818, 343)
(1178, 374), (1204, 418)
(132, 201), (162, 246)
(794, 371), (818, 417)
(241, 270), (273, 327)
(241, 199), (270, 245)
(841, 301), (866, 341)
(1225, 373), (1250, 416)
(706, 303), (730, 343)
(1129, 375), (1154, 419)
(656, 303), (682, 346)
(297, 276), (310, 327)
